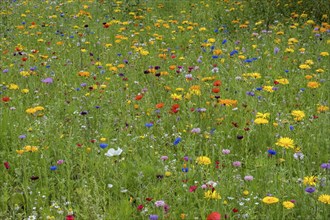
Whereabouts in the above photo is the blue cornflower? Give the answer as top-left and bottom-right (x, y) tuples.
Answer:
(222, 39), (227, 44)
(230, 50), (238, 56)
(50, 166), (57, 171)
(100, 143), (108, 149)
(145, 123), (153, 128)
(173, 137), (181, 145)
(268, 149), (276, 155)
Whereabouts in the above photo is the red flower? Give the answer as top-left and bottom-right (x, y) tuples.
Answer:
(212, 88), (220, 93)
(66, 215), (75, 220)
(170, 104), (180, 114)
(189, 185), (198, 192)
(146, 197), (153, 202)
(2, 96), (10, 102)
(137, 204), (144, 211)
(207, 212), (221, 220)
(4, 162), (10, 169)
(274, 80), (279, 85)
(156, 103), (164, 109)
(232, 208), (238, 213)
(213, 80), (222, 86)
(135, 94), (143, 100)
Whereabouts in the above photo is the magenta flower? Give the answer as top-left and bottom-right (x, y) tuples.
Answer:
(232, 161), (241, 167)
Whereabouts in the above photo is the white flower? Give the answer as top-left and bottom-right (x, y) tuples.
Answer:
(105, 148), (123, 157)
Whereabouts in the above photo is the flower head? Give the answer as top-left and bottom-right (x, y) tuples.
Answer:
(275, 137), (295, 149)
(204, 190), (221, 200)
(196, 156), (211, 165)
(318, 194), (330, 204)
(262, 196), (279, 204)
(291, 110), (305, 121)
(282, 201), (295, 209)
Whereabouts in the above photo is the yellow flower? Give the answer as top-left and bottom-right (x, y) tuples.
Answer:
(291, 110), (305, 121)
(320, 52), (329, 57)
(275, 137), (295, 149)
(218, 99), (237, 107)
(243, 190), (249, 196)
(262, 196), (279, 204)
(305, 59), (314, 65)
(165, 171), (172, 177)
(189, 85), (201, 96)
(283, 201), (295, 209)
(21, 89), (29, 93)
(263, 86), (274, 93)
(317, 105), (329, 113)
(299, 64), (311, 69)
(285, 48), (294, 53)
(204, 190), (221, 200)
(303, 176), (317, 186)
(305, 75), (313, 80)
(196, 156), (211, 165)
(318, 194), (330, 204)
(256, 112), (270, 119)
(275, 78), (289, 85)
(307, 81), (320, 89)
(9, 83), (19, 90)
(170, 93), (182, 100)
(16, 150), (25, 155)
(254, 118), (269, 124)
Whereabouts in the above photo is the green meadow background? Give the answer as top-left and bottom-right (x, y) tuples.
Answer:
(0, 0), (329, 219)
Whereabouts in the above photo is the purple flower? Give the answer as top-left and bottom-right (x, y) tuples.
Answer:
(222, 149), (231, 155)
(57, 160), (64, 165)
(244, 175), (254, 181)
(160, 156), (168, 161)
(305, 187), (315, 193)
(274, 47), (280, 54)
(191, 128), (201, 133)
(233, 161), (242, 167)
(19, 134), (26, 139)
(149, 215), (158, 220)
(154, 200), (165, 207)
(42, 77), (53, 84)
(320, 163), (330, 169)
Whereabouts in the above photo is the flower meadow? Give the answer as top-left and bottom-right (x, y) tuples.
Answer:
(0, 0), (329, 219)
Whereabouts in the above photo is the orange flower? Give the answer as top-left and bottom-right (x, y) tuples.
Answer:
(169, 65), (176, 70)
(156, 103), (164, 109)
(213, 80), (222, 86)
(212, 88), (220, 93)
(135, 94), (143, 100)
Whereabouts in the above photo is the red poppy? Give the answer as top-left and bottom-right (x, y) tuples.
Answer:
(135, 94), (143, 100)
(207, 212), (221, 220)
(170, 104), (180, 113)
(2, 96), (10, 102)
(212, 88), (220, 93)
(274, 80), (279, 85)
(232, 208), (238, 213)
(137, 204), (144, 211)
(22, 57), (28, 61)
(213, 80), (222, 86)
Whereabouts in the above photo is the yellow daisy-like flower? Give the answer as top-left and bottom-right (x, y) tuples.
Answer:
(275, 78), (289, 85)
(262, 196), (279, 204)
(170, 93), (182, 100)
(218, 99), (238, 107)
(291, 110), (305, 121)
(283, 201), (295, 209)
(275, 137), (295, 149)
(320, 52), (329, 57)
(204, 190), (221, 200)
(263, 86), (274, 93)
(196, 156), (211, 165)
(299, 64), (311, 69)
(303, 176), (317, 186)
(256, 112), (270, 119)
(317, 105), (329, 113)
(307, 81), (320, 89)
(318, 194), (330, 204)
(254, 118), (269, 124)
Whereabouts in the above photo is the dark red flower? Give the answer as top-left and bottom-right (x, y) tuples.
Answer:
(4, 162), (10, 169)
(232, 208), (238, 213)
(146, 197), (153, 202)
(137, 204), (144, 211)
(2, 96), (10, 102)
(66, 215), (75, 220)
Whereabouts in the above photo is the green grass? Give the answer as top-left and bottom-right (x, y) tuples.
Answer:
(0, 0), (329, 219)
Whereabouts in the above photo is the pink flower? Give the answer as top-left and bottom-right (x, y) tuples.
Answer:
(222, 149), (230, 154)
(244, 175), (254, 181)
(232, 161), (241, 167)
(189, 185), (198, 192)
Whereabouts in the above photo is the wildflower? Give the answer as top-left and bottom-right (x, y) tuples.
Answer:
(189, 185), (198, 192)
(196, 156), (211, 165)
(275, 78), (289, 85)
(99, 143), (108, 149)
(233, 161), (241, 167)
(160, 156), (168, 161)
(268, 149), (276, 156)
(307, 81), (320, 89)
(303, 176), (317, 186)
(173, 137), (181, 145)
(263, 86), (274, 93)
(154, 200), (165, 207)
(299, 64), (311, 69)
(219, 99), (237, 106)
(320, 52), (329, 57)
(317, 105), (329, 113)
(57, 160), (64, 165)
(282, 201), (295, 209)
(318, 194), (330, 204)
(170, 93), (182, 100)
(4, 162), (10, 169)
(244, 175), (254, 181)
(275, 137), (295, 149)
(320, 163), (330, 169)
(222, 149), (230, 154)
(155, 103), (164, 109)
(149, 215), (159, 220)
(50, 166), (57, 171)
(293, 152), (304, 160)
(2, 96), (10, 102)
(291, 110), (305, 121)
(262, 196), (279, 204)
(206, 212), (221, 220)
(254, 118), (269, 124)
(204, 190), (221, 200)
(305, 187), (316, 193)
(41, 77), (53, 84)
(105, 148), (123, 157)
